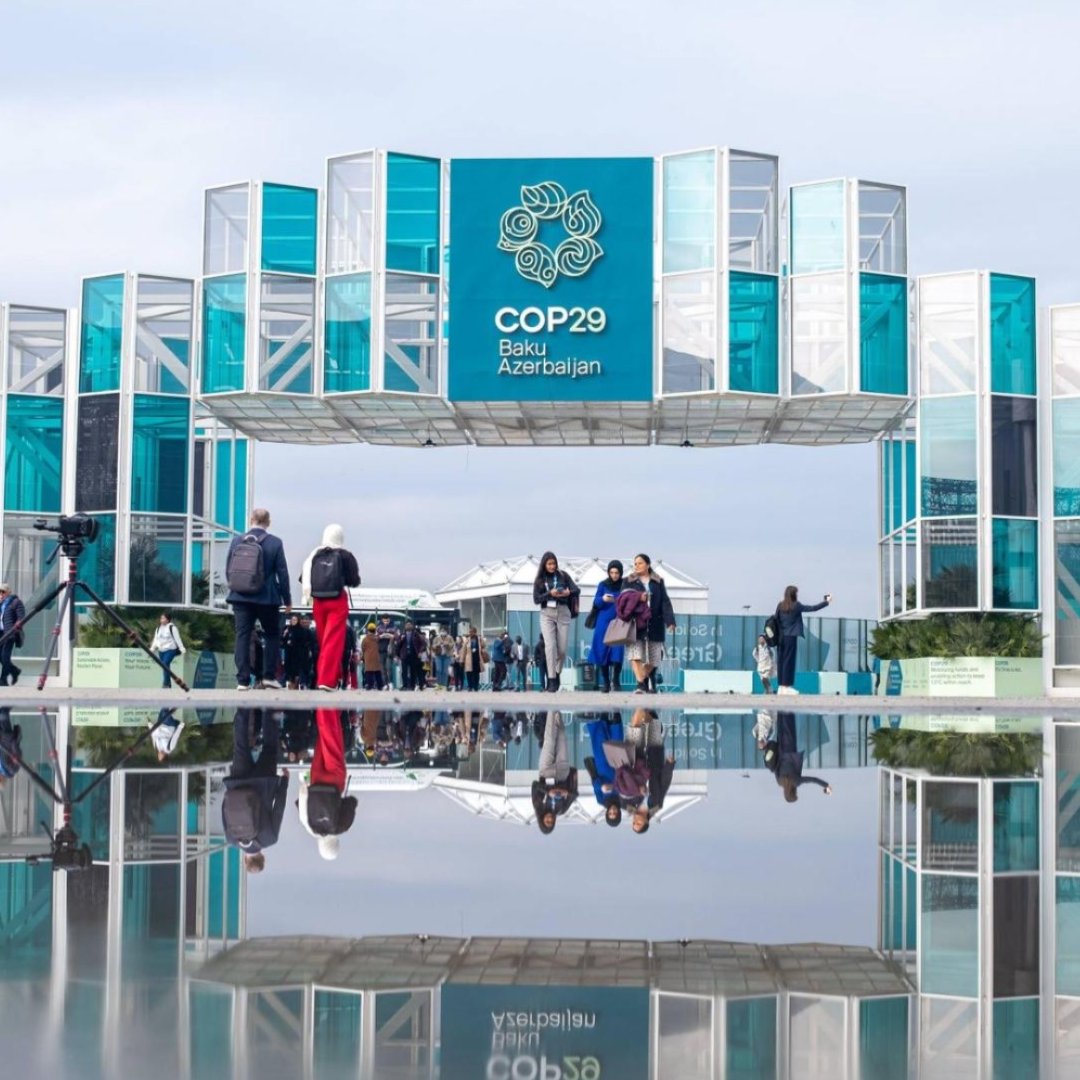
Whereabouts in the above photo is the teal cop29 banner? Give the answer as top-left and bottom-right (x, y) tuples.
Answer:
(448, 158), (654, 401)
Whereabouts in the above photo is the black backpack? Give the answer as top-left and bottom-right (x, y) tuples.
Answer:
(309, 547), (345, 599)
(223, 786), (262, 845)
(227, 533), (266, 595)
(306, 784), (358, 836)
(763, 607), (781, 645)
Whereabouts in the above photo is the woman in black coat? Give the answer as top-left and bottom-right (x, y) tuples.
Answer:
(623, 553), (676, 694)
(774, 585), (831, 694)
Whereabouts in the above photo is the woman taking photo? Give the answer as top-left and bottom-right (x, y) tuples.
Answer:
(533, 552), (580, 692)
(774, 584), (832, 694)
(623, 553), (676, 694)
(586, 560), (625, 693)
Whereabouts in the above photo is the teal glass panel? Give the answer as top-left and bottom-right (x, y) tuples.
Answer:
(225, 846), (240, 939)
(882, 438), (917, 535)
(128, 515), (184, 603)
(325, 273), (372, 392)
(1057, 520), (1080, 666)
(921, 874), (979, 996)
(386, 153), (440, 274)
(790, 181), (845, 275)
(992, 395), (1038, 516)
(0, 862), (53, 968)
(214, 441), (231, 529)
(859, 998), (908, 1080)
(990, 273), (1036, 395)
(4, 395), (62, 512)
(131, 395), (189, 513)
(1058, 877), (1080, 994)
(663, 149), (716, 273)
(190, 985), (233, 1080)
(923, 518), (979, 608)
(994, 781), (1039, 871)
(201, 275), (246, 393)
(313, 991), (363, 1073)
(920, 395), (977, 516)
(207, 850), (224, 938)
(260, 183), (317, 275)
(726, 997), (776, 1080)
(232, 440), (248, 533)
(78, 512), (116, 603)
(79, 274), (124, 393)
(992, 999), (1038, 1080)
(905, 866), (917, 949)
(729, 271), (779, 393)
(1053, 398), (1080, 515)
(860, 272), (908, 394)
(992, 518), (1038, 609)
(121, 864), (180, 975)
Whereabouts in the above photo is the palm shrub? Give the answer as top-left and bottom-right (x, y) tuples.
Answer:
(870, 728), (1042, 777)
(870, 612), (1043, 660)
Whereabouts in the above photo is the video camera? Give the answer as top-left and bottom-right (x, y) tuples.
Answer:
(32, 513), (100, 559)
(47, 823), (94, 872)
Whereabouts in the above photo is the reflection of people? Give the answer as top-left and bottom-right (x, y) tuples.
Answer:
(603, 708), (671, 833)
(0, 583), (26, 687)
(767, 712), (833, 801)
(297, 707), (357, 859)
(149, 707), (184, 761)
(586, 560), (626, 693)
(222, 708), (289, 872)
(531, 711), (578, 833)
(583, 712), (624, 826)
(150, 611), (186, 689)
(0, 708), (23, 785)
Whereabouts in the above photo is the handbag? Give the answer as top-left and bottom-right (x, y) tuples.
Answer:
(603, 617), (637, 647)
(583, 606), (598, 630)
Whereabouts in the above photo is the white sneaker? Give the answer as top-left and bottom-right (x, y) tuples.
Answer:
(236, 683), (251, 692)
(259, 678), (283, 690)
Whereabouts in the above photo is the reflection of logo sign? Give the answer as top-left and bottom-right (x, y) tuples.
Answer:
(497, 182), (603, 289)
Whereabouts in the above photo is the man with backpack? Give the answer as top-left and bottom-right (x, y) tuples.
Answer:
(226, 508), (292, 691)
(222, 707), (289, 873)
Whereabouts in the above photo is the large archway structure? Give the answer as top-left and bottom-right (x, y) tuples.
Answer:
(0, 147), (1076, 688)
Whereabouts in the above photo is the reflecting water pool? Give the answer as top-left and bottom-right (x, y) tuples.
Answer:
(0, 703), (1075, 1079)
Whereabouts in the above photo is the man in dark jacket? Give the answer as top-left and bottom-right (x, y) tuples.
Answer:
(0, 583), (27, 686)
(226, 508), (291, 690)
(222, 707), (289, 872)
(399, 620), (427, 691)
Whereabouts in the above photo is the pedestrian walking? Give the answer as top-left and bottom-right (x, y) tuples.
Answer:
(459, 627), (488, 691)
(149, 611), (186, 689)
(773, 585), (831, 694)
(514, 636), (530, 690)
(753, 633), (776, 694)
(399, 620), (428, 691)
(226, 509), (292, 691)
(585, 560), (625, 693)
(0, 583), (26, 687)
(300, 524), (361, 691)
(490, 632), (508, 691)
(361, 623), (384, 689)
(533, 552), (580, 692)
(622, 554), (676, 694)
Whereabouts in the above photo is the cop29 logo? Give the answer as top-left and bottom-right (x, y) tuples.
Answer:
(497, 182), (604, 289)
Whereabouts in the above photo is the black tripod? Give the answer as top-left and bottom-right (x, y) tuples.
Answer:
(0, 528), (188, 691)
(0, 706), (177, 871)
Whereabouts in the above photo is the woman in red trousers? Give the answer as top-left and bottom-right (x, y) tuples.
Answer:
(301, 524), (361, 690)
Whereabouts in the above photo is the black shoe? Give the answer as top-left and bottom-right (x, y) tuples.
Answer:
(583, 756), (599, 782)
(546, 677), (557, 692)
(555, 673), (561, 690)
(10, 666), (20, 686)
(601, 683), (610, 693)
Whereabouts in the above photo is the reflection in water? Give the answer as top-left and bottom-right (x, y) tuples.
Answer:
(0, 706), (1077, 1077)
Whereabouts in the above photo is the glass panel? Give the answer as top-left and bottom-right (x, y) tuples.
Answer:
(729, 152), (777, 273)
(203, 184), (249, 276)
(131, 395), (189, 513)
(385, 153), (440, 275)
(657, 994), (712, 1078)
(260, 183), (317, 275)
(201, 274), (247, 393)
(134, 276), (192, 393)
(79, 274), (124, 393)
(858, 182), (906, 274)
(920, 395), (977, 516)
(726, 997), (775, 1080)
(120, 864), (180, 973)
(991, 395), (1038, 516)
(2, 514), (59, 658)
(75, 393), (120, 512)
(324, 273), (372, 392)
(993, 781), (1039, 871)
(860, 272), (908, 394)
(214, 440), (231, 529)
(233, 440), (248, 532)
(5, 395), (63, 512)
(6, 306), (65, 395)
(790, 181), (846, 275)
(1054, 399), (1080, 515)
(662, 272), (715, 393)
(190, 986), (233, 1079)
(920, 272), (978, 395)
(859, 998), (907, 1080)
(923, 781), (979, 870)
(791, 272), (847, 394)
(729, 271), (778, 393)
(313, 990), (362, 1074)
(990, 273), (1036, 395)
(993, 877), (1039, 997)
(789, 996), (846, 1078)
(327, 152), (375, 275)
(1058, 877), (1080, 995)
(663, 149), (716, 273)
(129, 514), (185, 604)
(921, 874), (979, 996)
(258, 275), (314, 394)
(921, 998), (978, 1078)
(993, 999), (1039, 1080)
(992, 518), (1038, 610)
(1057, 520), (1080, 665)
(1059, 727), (1080, 871)
(383, 273), (439, 394)
(1051, 304), (1080, 396)
(882, 436), (917, 534)
(78, 512), (116, 602)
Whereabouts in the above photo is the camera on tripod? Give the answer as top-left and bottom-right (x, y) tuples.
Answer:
(32, 513), (99, 558)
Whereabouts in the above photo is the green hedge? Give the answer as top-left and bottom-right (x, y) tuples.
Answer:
(870, 613), (1043, 660)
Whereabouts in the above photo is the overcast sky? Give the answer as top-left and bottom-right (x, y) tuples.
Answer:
(2, 0), (1078, 616)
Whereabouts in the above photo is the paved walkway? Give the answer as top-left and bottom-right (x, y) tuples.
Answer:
(3, 687), (1078, 715)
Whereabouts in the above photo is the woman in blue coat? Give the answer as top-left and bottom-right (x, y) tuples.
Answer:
(586, 560), (625, 693)
(775, 584), (831, 693)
